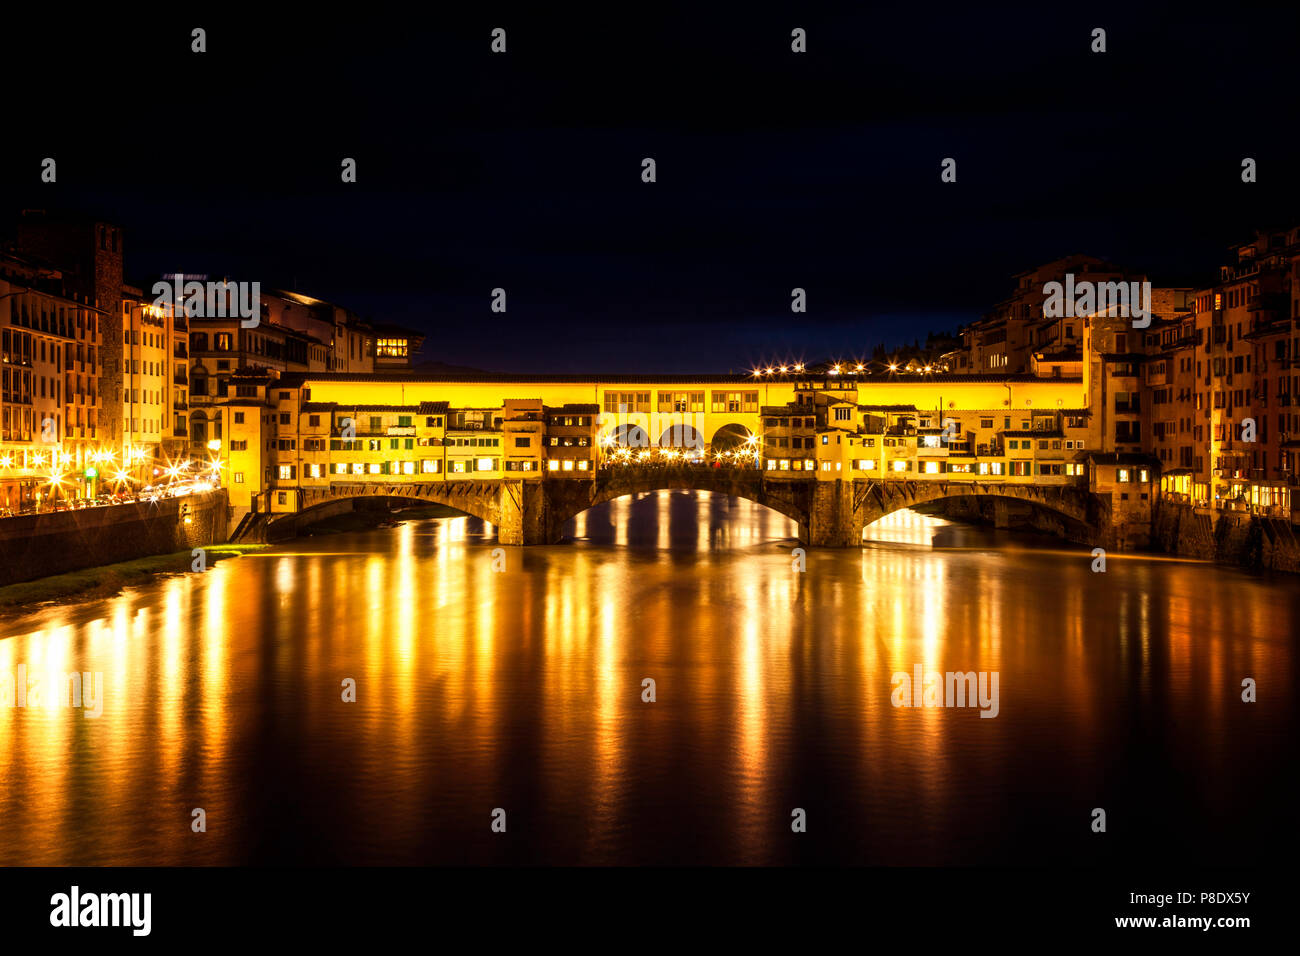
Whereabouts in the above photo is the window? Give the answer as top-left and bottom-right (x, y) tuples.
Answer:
(234, 473), (244, 483)
(515, 436), (531, 448)
(234, 412), (245, 424)
(834, 407), (851, 421)
(604, 391), (651, 413)
(656, 391), (705, 413)
(277, 465), (295, 480)
(710, 391), (759, 413)
(421, 459), (441, 474)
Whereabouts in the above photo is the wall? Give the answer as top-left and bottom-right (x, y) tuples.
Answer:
(0, 490), (229, 587)
(1153, 500), (1300, 573)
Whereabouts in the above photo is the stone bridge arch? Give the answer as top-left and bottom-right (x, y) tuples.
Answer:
(551, 469), (812, 528)
(852, 479), (1109, 547)
(247, 480), (505, 542)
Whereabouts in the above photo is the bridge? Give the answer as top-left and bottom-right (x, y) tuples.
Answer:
(237, 463), (1111, 548)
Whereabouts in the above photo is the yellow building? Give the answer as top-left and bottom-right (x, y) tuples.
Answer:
(120, 286), (188, 475)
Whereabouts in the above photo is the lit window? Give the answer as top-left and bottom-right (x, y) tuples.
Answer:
(562, 459), (575, 471)
(892, 459), (907, 472)
(924, 461), (940, 474)
(451, 460), (467, 473)
(548, 460), (560, 471)
(577, 460), (589, 470)
(476, 457), (495, 471)
(1118, 468), (1131, 483)
(376, 338), (409, 358)
(402, 461), (415, 475)
(368, 462), (382, 474)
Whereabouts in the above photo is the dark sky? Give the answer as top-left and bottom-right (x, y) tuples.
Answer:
(4, 5), (1299, 373)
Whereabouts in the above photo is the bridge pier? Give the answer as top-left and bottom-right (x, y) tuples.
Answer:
(498, 479), (567, 545)
(803, 479), (864, 547)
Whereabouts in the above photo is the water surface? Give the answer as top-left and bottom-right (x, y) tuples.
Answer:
(1, 491), (1294, 865)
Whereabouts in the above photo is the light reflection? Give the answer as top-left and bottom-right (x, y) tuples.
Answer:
(0, 494), (1293, 865)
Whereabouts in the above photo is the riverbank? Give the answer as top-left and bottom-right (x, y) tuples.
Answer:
(920, 497), (1300, 574)
(0, 489), (230, 588)
(0, 544), (266, 611)
(298, 503), (464, 536)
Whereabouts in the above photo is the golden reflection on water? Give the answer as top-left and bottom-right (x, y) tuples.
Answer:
(0, 500), (1295, 865)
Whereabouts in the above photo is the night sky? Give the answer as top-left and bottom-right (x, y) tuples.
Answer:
(4, 6), (1299, 373)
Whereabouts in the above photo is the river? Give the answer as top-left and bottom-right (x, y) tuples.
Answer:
(1, 491), (1295, 865)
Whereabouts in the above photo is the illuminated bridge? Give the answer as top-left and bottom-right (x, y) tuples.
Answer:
(222, 370), (1153, 549)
